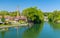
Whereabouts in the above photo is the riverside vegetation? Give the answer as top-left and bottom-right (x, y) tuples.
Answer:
(0, 7), (60, 25)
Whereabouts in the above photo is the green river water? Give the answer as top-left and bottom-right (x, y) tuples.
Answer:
(0, 22), (60, 38)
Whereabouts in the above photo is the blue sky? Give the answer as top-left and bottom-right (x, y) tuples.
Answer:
(0, 0), (60, 12)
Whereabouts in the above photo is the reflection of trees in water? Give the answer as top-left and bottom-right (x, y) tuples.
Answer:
(0, 28), (9, 38)
(22, 23), (44, 38)
(1, 31), (6, 38)
(49, 22), (60, 29)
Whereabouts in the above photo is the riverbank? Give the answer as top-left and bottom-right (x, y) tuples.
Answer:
(0, 23), (28, 29)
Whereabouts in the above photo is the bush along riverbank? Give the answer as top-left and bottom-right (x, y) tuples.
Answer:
(47, 10), (60, 23)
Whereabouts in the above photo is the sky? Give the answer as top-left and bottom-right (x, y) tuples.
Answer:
(0, 0), (60, 12)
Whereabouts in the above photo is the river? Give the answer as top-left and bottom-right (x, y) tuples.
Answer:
(0, 22), (60, 38)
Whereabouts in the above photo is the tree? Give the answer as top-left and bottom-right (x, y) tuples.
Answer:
(1, 15), (5, 22)
(9, 11), (20, 16)
(0, 11), (9, 15)
(22, 7), (44, 23)
(48, 10), (60, 22)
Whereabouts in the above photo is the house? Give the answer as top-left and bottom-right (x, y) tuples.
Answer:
(19, 16), (27, 22)
(14, 16), (20, 22)
(14, 16), (27, 22)
(0, 15), (27, 23)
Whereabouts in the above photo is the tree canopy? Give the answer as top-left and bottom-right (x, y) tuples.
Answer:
(22, 7), (44, 23)
(0, 10), (20, 16)
(48, 10), (60, 22)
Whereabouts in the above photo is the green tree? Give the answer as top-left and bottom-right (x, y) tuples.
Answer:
(48, 10), (60, 22)
(1, 15), (5, 22)
(9, 11), (20, 16)
(22, 7), (44, 23)
(0, 11), (9, 15)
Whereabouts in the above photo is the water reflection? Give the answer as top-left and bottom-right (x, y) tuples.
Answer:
(22, 23), (44, 38)
(1, 31), (6, 38)
(49, 22), (60, 30)
(16, 27), (19, 38)
(0, 28), (9, 38)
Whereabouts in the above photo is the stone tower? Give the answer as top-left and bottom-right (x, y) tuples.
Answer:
(16, 6), (20, 16)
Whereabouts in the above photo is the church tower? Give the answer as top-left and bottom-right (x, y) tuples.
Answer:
(16, 6), (20, 16)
